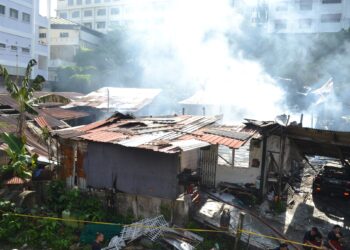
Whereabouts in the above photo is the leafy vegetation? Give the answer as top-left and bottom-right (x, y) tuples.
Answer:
(0, 132), (37, 179)
(0, 181), (133, 249)
(0, 59), (45, 136)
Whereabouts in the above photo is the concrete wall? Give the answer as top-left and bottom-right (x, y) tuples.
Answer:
(216, 165), (260, 186)
(116, 192), (173, 219)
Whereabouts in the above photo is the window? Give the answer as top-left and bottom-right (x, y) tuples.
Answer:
(109, 21), (119, 27)
(321, 13), (341, 23)
(22, 13), (30, 23)
(0, 5), (5, 15)
(83, 22), (92, 28)
(322, 0), (341, 3)
(97, 9), (106, 16)
(77, 0), (82, 4)
(60, 32), (69, 38)
(111, 7), (120, 15)
(22, 48), (30, 53)
(95, 0), (101, 3)
(10, 8), (18, 19)
(11, 45), (17, 51)
(59, 12), (68, 18)
(276, 2), (288, 11)
(299, 18), (312, 28)
(68, 0), (74, 5)
(274, 19), (287, 30)
(0, 43), (5, 49)
(300, 0), (312, 10)
(84, 10), (92, 17)
(39, 33), (46, 38)
(96, 21), (105, 29)
(72, 11), (80, 18)
(86, 0), (91, 3)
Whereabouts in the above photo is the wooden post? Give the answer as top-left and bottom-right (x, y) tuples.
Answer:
(233, 212), (245, 250)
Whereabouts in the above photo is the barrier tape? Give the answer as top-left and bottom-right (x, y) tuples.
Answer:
(0, 210), (324, 249)
(239, 229), (324, 250)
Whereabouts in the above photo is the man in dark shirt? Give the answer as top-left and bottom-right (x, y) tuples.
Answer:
(92, 232), (104, 250)
(328, 225), (343, 250)
(303, 227), (323, 250)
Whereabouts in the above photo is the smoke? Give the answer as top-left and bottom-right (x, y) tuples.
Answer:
(101, 0), (350, 130)
(119, 0), (286, 122)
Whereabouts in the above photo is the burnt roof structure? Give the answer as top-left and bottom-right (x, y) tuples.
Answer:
(53, 114), (258, 153)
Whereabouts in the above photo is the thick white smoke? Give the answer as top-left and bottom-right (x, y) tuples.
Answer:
(124, 0), (286, 122)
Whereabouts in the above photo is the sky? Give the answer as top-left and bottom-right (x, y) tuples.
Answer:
(39, 0), (57, 17)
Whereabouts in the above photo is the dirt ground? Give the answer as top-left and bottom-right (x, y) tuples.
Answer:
(259, 164), (350, 250)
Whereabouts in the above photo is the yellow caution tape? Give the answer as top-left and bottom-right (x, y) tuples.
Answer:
(239, 229), (324, 249)
(0, 210), (324, 249)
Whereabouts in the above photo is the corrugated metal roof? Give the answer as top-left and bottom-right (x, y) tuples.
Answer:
(35, 116), (51, 129)
(63, 87), (161, 112)
(55, 114), (258, 153)
(170, 139), (210, 151)
(0, 94), (70, 129)
(80, 131), (127, 143)
(41, 108), (89, 120)
(33, 91), (83, 101)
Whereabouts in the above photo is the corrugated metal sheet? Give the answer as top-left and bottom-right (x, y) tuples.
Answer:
(0, 94), (69, 129)
(80, 131), (127, 143)
(55, 114), (258, 153)
(41, 108), (89, 120)
(63, 87), (161, 112)
(117, 133), (166, 147)
(35, 116), (51, 129)
(170, 139), (210, 151)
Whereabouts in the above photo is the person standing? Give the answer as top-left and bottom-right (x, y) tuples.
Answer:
(92, 232), (104, 250)
(327, 225), (343, 250)
(303, 227), (323, 250)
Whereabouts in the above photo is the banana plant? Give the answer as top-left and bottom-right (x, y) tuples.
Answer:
(0, 132), (38, 179)
(0, 59), (45, 137)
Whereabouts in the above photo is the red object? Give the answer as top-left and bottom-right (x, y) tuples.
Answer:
(329, 240), (343, 250)
(343, 192), (349, 197)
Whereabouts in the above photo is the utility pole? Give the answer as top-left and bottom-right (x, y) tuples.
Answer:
(233, 212), (245, 250)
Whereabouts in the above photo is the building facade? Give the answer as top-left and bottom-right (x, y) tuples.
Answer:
(40, 17), (103, 81)
(56, 0), (170, 33)
(0, 0), (50, 80)
(267, 0), (350, 33)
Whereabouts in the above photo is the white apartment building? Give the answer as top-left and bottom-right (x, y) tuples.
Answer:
(41, 17), (103, 81)
(56, 0), (170, 33)
(0, 0), (50, 80)
(267, 0), (350, 33)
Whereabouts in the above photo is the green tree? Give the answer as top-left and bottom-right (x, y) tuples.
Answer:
(0, 59), (45, 137)
(0, 132), (38, 179)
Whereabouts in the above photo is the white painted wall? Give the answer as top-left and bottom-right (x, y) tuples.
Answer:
(0, 0), (49, 79)
(56, 0), (171, 33)
(267, 0), (350, 33)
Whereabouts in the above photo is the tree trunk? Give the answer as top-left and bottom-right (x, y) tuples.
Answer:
(18, 111), (24, 138)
